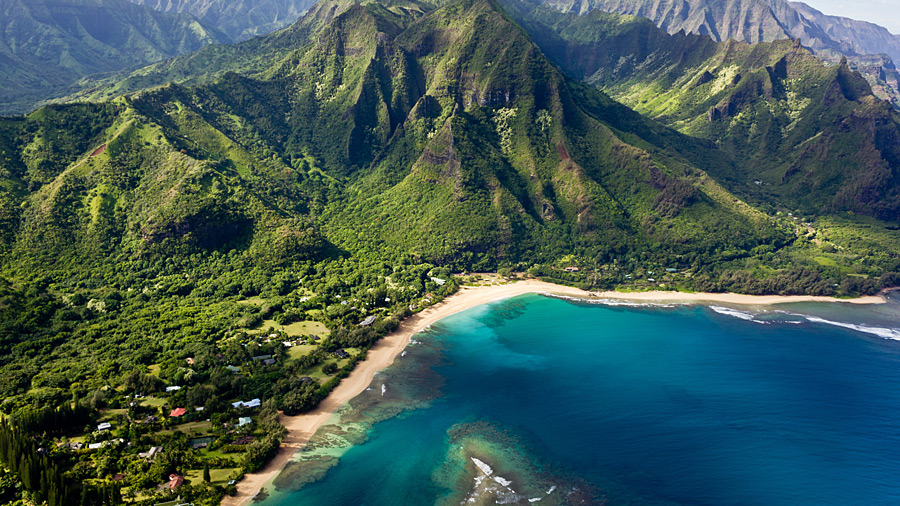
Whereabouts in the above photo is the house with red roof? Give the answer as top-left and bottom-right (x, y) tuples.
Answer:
(168, 474), (184, 491)
(169, 407), (187, 418)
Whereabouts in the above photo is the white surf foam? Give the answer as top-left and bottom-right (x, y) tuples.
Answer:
(471, 457), (493, 476)
(709, 306), (769, 323)
(546, 293), (682, 308)
(804, 316), (900, 340)
(493, 476), (512, 486)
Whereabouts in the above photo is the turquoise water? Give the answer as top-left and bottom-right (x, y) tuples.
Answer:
(259, 293), (900, 506)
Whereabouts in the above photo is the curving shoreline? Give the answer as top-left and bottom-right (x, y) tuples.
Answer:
(220, 280), (886, 506)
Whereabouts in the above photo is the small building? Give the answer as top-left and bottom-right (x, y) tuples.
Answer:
(88, 442), (103, 450)
(63, 442), (84, 451)
(225, 365), (240, 373)
(139, 446), (162, 460)
(263, 358), (276, 366)
(169, 408), (187, 418)
(238, 417), (252, 427)
(430, 276), (446, 286)
(97, 422), (112, 431)
(564, 266), (580, 272)
(332, 349), (350, 359)
(185, 357), (195, 366)
(232, 398), (261, 409)
(666, 268), (678, 273)
(143, 415), (159, 424)
(283, 341), (293, 347)
(299, 377), (315, 384)
(168, 474), (184, 492)
(359, 315), (377, 326)
(252, 354), (273, 361)
(166, 386), (181, 393)
(112, 473), (126, 481)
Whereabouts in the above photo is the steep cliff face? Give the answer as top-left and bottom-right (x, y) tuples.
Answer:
(511, 3), (900, 221)
(536, 0), (900, 109)
(541, 0), (900, 62)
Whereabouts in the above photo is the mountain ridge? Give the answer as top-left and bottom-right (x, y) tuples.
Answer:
(0, 0), (230, 114)
(126, 0), (318, 41)
(507, 1), (900, 221)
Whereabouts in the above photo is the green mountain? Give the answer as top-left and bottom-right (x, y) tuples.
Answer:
(509, 2), (900, 222)
(62, 0), (374, 104)
(128, 0), (319, 41)
(2, 0), (787, 276)
(537, 0), (900, 108)
(0, 0), (230, 115)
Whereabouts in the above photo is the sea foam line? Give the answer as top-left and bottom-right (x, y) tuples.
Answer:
(709, 306), (770, 324)
(544, 293), (683, 308)
(802, 316), (900, 340)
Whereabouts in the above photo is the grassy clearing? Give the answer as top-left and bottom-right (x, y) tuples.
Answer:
(139, 397), (167, 408)
(287, 344), (319, 361)
(256, 319), (329, 337)
(185, 467), (241, 486)
(158, 421), (212, 436)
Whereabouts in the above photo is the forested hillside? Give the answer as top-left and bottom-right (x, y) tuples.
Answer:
(509, 2), (900, 222)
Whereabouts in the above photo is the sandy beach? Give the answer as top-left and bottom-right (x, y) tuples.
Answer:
(221, 280), (886, 505)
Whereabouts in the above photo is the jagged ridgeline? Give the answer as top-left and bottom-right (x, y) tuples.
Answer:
(0, 0), (785, 273)
(508, 2), (900, 221)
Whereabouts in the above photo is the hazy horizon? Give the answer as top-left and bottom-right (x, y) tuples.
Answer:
(800, 0), (900, 34)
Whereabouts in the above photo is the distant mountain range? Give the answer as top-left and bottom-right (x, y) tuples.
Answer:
(540, 0), (900, 107)
(0, 0), (319, 115)
(543, 0), (900, 61)
(0, 0), (229, 114)
(126, 0), (317, 41)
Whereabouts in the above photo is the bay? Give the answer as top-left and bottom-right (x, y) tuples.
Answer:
(257, 293), (900, 506)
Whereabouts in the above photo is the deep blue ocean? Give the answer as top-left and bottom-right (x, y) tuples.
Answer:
(258, 293), (900, 506)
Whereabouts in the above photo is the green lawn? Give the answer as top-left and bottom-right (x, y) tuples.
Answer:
(257, 319), (329, 337)
(185, 467), (241, 486)
(139, 396), (167, 408)
(813, 256), (838, 267)
(286, 344), (318, 362)
(98, 408), (127, 420)
(158, 420), (212, 436)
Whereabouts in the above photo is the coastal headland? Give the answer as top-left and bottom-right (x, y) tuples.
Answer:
(221, 280), (886, 505)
